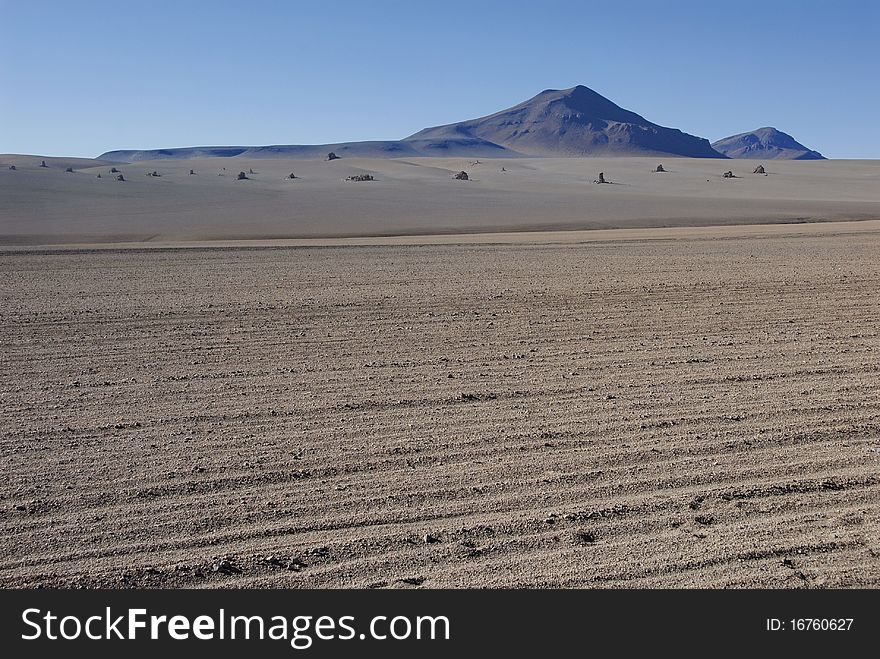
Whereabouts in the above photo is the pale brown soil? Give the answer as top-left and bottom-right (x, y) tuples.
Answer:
(1, 223), (879, 588)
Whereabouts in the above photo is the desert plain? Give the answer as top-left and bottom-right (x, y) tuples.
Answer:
(1, 155), (879, 588)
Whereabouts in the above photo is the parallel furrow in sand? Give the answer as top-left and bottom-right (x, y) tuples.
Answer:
(1, 235), (879, 587)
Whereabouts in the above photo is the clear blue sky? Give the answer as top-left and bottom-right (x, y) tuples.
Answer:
(1, 0), (877, 158)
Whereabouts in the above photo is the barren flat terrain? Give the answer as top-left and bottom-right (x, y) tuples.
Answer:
(1, 222), (879, 588)
(2, 156), (880, 244)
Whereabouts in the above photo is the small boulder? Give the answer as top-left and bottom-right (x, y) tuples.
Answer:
(189, 169), (195, 175)
(654, 164), (665, 172)
(116, 174), (125, 181)
(753, 164), (765, 174)
(237, 171), (249, 180)
(287, 172), (297, 179)
(594, 172), (609, 184)
(327, 152), (340, 161)
(212, 559), (241, 575)
(110, 167), (119, 173)
(8, 165), (15, 170)
(572, 529), (596, 544)
(65, 167), (74, 173)
(39, 160), (48, 168)
(722, 170), (736, 178)
(453, 171), (469, 180)
(96, 173), (102, 178)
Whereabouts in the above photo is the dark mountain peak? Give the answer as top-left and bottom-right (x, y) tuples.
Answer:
(406, 85), (723, 158)
(517, 85), (649, 125)
(712, 128), (825, 160)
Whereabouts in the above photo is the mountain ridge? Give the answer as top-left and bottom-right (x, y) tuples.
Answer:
(405, 85), (723, 158)
(102, 86), (834, 162)
(711, 127), (825, 160)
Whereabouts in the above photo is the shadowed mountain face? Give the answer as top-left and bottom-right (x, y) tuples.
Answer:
(405, 85), (725, 158)
(711, 127), (825, 160)
(99, 85), (729, 161)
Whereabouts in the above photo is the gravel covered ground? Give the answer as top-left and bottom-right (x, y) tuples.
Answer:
(2, 223), (879, 588)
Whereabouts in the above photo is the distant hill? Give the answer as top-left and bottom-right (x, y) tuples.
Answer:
(406, 85), (724, 158)
(711, 127), (825, 160)
(99, 85), (733, 162)
(100, 138), (516, 163)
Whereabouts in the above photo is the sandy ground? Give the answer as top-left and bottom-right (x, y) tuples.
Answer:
(1, 222), (878, 588)
(1, 155), (880, 244)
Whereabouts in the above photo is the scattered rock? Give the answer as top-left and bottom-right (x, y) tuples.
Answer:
(263, 555), (307, 571)
(212, 559), (241, 575)
(327, 152), (340, 161)
(399, 576), (425, 586)
(149, 171), (161, 177)
(694, 514), (714, 526)
(459, 391), (496, 401)
(753, 164), (765, 174)
(237, 171), (249, 180)
(345, 174), (374, 182)
(722, 170), (737, 178)
(8, 165), (16, 170)
(453, 171), (469, 180)
(572, 530), (596, 544)
(423, 533), (441, 544)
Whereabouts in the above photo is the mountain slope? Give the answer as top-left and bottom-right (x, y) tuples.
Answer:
(100, 138), (517, 163)
(711, 127), (825, 160)
(405, 85), (724, 158)
(98, 85), (727, 162)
